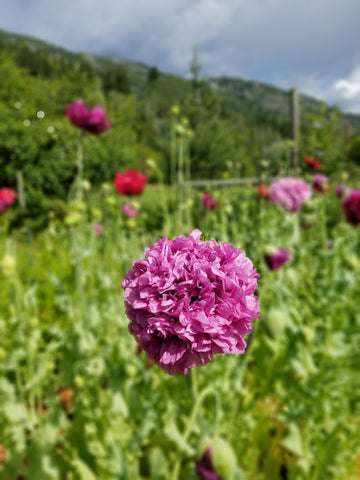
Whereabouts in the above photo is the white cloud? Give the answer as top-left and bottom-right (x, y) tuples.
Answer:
(333, 68), (360, 99)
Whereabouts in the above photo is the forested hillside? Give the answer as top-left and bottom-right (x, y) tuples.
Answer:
(1, 28), (360, 227)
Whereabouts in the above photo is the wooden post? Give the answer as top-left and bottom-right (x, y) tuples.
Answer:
(16, 170), (26, 208)
(290, 88), (300, 174)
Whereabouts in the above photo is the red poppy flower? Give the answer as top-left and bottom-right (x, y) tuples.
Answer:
(304, 155), (321, 169)
(257, 185), (270, 198)
(114, 170), (148, 195)
(0, 188), (17, 213)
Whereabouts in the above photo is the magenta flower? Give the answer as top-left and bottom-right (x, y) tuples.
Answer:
(202, 193), (219, 210)
(335, 184), (345, 198)
(122, 230), (260, 375)
(335, 184), (351, 198)
(122, 203), (138, 218)
(265, 248), (290, 271)
(65, 99), (111, 135)
(343, 189), (360, 226)
(312, 173), (330, 193)
(94, 223), (104, 234)
(0, 188), (17, 214)
(268, 177), (312, 212)
(196, 447), (220, 480)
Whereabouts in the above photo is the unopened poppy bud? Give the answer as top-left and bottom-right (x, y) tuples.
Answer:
(196, 437), (237, 480)
(1, 254), (16, 278)
(264, 307), (289, 339)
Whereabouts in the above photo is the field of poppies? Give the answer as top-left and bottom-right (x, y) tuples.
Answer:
(0, 100), (360, 480)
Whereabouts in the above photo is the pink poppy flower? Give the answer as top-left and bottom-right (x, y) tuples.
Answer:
(202, 193), (219, 210)
(122, 203), (138, 218)
(268, 177), (312, 212)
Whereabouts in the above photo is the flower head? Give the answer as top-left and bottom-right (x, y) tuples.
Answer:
(114, 170), (148, 196)
(343, 189), (360, 226)
(122, 230), (260, 375)
(202, 193), (219, 210)
(65, 99), (111, 135)
(257, 185), (270, 198)
(94, 223), (104, 234)
(335, 184), (345, 198)
(265, 247), (290, 271)
(122, 203), (138, 218)
(312, 173), (330, 193)
(0, 188), (17, 213)
(335, 183), (351, 198)
(304, 155), (321, 169)
(268, 177), (312, 212)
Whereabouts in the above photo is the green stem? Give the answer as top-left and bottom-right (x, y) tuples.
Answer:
(170, 385), (220, 480)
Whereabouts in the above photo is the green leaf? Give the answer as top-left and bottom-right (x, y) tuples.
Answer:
(164, 419), (194, 456)
(71, 458), (98, 480)
(112, 391), (129, 418)
(149, 447), (169, 479)
(3, 403), (27, 423)
(282, 423), (304, 457)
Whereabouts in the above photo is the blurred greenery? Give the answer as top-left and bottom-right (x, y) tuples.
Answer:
(1, 29), (360, 230)
(0, 181), (359, 479)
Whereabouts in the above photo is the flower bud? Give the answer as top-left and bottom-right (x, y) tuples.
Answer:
(264, 307), (288, 339)
(1, 254), (16, 278)
(197, 437), (237, 480)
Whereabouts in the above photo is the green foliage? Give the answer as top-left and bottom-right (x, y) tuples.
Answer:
(300, 103), (348, 175)
(0, 184), (359, 479)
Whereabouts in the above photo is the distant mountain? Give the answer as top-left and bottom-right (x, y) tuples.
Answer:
(1, 27), (360, 133)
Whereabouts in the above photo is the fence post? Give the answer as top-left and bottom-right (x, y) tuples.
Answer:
(16, 170), (26, 209)
(290, 88), (300, 174)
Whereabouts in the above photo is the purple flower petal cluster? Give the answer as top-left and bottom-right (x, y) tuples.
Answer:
(343, 189), (360, 226)
(196, 447), (220, 480)
(65, 99), (111, 135)
(268, 177), (312, 212)
(122, 230), (260, 375)
(265, 248), (290, 271)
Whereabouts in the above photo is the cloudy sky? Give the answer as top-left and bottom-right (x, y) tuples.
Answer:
(2, 0), (360, 113)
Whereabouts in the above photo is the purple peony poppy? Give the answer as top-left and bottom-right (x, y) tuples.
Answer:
(122, 230), (260, 375)
(343, 189), (360, 226)
(268, 177), (312, 212)
(196, 447), (220, 480)
(65, 99), (111, 135)
(265, 248), (290, 271)
(202, 193), (219, 210)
